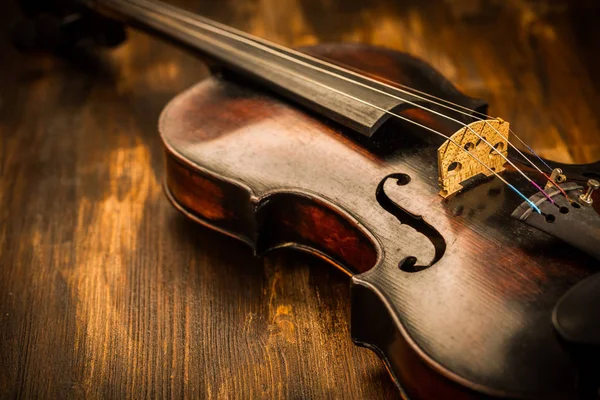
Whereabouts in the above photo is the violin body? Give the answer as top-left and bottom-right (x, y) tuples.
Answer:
(7, 0), (600, 397)
(160, 43), (597, 399)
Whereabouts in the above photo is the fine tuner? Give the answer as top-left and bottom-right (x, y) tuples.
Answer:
(580, 179), (600, 206)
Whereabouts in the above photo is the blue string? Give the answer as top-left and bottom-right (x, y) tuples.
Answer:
(508, 184), (541, 214)
(520, 142), (553, 172)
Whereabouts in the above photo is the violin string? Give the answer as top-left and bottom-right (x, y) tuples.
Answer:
(243, 16), (557, 178)
(140, 0), (556, 179)
(392, 83), (555, 171)
(388, 83), (571, 198)
(318, 66), (559, 182)
(122, 0), (543, 213)
(112, 0), (542, 213)
(129, 0), (557, 204)
(392, 91), (570, 201)
(373, 77), (570, 199)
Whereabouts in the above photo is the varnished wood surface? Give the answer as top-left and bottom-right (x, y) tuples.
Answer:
(1, 0), (600, 398)
(159, 44), (595, 398)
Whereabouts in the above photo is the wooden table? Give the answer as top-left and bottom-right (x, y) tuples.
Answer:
(1, 0), (600, 398)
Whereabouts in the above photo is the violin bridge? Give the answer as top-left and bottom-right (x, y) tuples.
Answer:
(437, 119), (510, 198)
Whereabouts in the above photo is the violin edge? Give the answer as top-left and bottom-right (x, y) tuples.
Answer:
(162, 150), (517, 400)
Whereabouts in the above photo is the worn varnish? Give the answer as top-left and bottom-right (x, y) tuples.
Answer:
(160, 42), (596, 398)
(1, 0), (600, 398)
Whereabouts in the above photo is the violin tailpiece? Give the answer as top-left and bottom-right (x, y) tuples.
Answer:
(437, 119), (510, 198)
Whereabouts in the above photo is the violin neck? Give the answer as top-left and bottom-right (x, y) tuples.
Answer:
(84, 0), (422, 137)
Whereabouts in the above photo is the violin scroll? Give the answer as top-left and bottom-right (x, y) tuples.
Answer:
(11, 0), (126, 53)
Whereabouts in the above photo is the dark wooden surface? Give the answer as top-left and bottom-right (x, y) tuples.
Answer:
(1, 0), (600, 399)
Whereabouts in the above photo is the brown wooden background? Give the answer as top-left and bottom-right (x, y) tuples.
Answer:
(1, 0), (600, 398)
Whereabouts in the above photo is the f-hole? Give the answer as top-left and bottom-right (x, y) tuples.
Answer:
(376, 173), (446, 272)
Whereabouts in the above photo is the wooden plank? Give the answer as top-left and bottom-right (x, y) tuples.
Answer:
(1, 0), (599, 398)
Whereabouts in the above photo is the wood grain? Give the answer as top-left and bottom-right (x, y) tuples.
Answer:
(1, 0), (600, 398)
(159, 43), (595, 398)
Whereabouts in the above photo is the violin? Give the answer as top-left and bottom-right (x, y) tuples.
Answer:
(14, 0), (600, 398)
